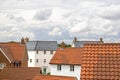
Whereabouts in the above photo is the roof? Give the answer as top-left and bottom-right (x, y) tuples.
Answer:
(81, 43), (120, 80)
(26, 41), (58, 51)
(0, 67), (41, 80)
(33, 75), (76, 80)
(73, 41), (102, 47)
(0, 42), (26, 62)
(50, 48), (82, 65)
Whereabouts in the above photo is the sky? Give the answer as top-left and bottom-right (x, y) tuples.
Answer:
(0, 0), (120, 43)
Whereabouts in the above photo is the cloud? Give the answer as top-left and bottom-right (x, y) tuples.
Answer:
(0, 0), (120, 43)
(49, 27), (62, 36)
(34, 9), (52, 21)
(6, 14), (25, 22)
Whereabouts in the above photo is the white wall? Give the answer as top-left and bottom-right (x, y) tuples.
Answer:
(28, 51), (36, 67)
(28, 50), (56, 74)
(50, 64), (81, 80)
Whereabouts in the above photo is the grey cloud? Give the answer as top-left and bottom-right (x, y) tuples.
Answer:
(34, 9), (52, 21)
(6, 14), (25, 22)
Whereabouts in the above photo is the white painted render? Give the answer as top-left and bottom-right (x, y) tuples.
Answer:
(28, 50), (56, 74)
(50, 64), (81, 80)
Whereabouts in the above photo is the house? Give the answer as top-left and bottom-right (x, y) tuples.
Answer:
(33, 75), (77, 80)
(26, 41), (58, 74)
(0, 41), (28, 69)
(0, 67), (41, 80)
(81, 43), (120, 79)
(50, 47), (82, 80)
(72, 37), (104, 47)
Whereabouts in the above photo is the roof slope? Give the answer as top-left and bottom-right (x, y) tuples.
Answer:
(81, 43), (120, 80)
(26, 41), (58, 50)
(50, 48), (82, 65)
(73, 41), (102, 47)
(0, 42), (26, 62)
(0, 67), (41, 80)
(33, 75), (76, 80)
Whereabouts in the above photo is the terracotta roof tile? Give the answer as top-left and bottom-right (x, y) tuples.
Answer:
(50, 48), (82, 65)
(81, 43), (120, 80)
(0, 42), (26, 62)
(0, 67), (41, 80)
(33, 75), (76, 80)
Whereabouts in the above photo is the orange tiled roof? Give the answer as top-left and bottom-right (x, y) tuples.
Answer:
(0, 42), (26, 62)
(0, 67), (41, 80)
(33, 75), (76, 80)
(50, 48), (82, 65)
(81, 43), (120, 80)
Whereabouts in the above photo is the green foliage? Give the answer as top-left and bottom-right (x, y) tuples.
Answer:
(57, 44), (71, 48)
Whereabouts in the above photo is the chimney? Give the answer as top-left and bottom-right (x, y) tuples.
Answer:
(21, 37), (25, 44)
(60, 41), (66, 49)
(100, 37), (104, 43)
(21, 37), (29, 44)
(73, 37), (77, 42)
(24, 37), (29, 43)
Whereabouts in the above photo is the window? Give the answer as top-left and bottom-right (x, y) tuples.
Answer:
(0, 63), (6, 69)
(36, 50), (39, 54)
(30, 59), (32, 63)
(57, 65), (61, 70)
(36, 59), (39, 63)
(70, 65), (74, 71)
(44, 59), (46, 63)
(44, 50), (46, 54)
(0, 64), (2, 68)
(50, 50), (53, 54)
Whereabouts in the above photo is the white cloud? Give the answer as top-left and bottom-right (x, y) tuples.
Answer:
(0, 0), (120, 43)
(49, 28), (62, 36)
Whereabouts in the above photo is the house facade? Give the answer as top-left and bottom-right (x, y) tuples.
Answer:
(50, 48), (82, 80)
(26, 41), (58, 74)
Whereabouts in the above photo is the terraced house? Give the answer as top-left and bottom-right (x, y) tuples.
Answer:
(26, 41), (58, 74)
(50, 47), (82, 80)
(0, 42), (28, 69)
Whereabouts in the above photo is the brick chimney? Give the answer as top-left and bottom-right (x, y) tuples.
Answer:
(21, 37), (25, 44)
(100, 37), (104, 43)
(21, 37), (29, 44)
(73, 37), (77, 42)
(60, 41), (66, 49)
